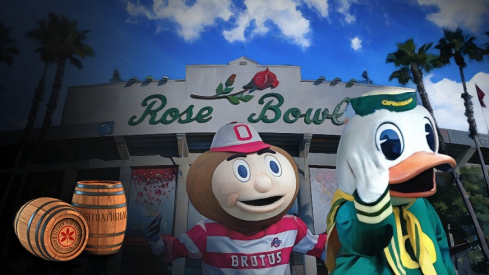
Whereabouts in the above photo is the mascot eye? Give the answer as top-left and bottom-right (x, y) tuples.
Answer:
(265, 155), (282, 177)
(424, 117), (437, 152)
(233, 159), (250, 182)
(375, 123), (404, 161)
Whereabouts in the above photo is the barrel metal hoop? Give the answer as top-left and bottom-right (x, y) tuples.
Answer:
(84, 248), (121, 255)
(73, 190), (125, 196)
(27, 199), (62, 259)
(14, 198), (36, 234)
(89, 231), (126, 238)
(85, 242), (123, 249)
(75, 184), (123, 189)
(72, 202), (127, 209)
(38, 206), (73, 261)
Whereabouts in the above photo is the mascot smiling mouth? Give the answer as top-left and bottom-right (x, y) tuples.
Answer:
(239, 196), (283, 206)
(388, 151), (456, 198)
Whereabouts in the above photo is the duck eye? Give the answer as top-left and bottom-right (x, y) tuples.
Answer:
(424, 117), (437, 152)
(265, 155), (282, 177)
(375, 123), (404, 161)
(233, 159), (250, 182)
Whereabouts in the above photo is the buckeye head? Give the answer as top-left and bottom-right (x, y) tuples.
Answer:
(186, 122), (299, 235)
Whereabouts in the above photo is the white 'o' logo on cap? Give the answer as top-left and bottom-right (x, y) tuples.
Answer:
(234, 125), (252, 141)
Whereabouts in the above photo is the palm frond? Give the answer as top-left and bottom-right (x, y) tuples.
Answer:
(388, 67), (412, 85)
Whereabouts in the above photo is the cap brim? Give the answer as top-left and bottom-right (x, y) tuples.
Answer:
(210, 141), (270, 154)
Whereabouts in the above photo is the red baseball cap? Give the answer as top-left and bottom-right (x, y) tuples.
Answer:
(210, 122), (270, 153)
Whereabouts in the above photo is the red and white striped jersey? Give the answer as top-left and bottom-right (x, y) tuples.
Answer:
(153, 215), (327, 274)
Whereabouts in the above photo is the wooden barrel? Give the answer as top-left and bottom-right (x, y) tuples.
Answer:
(71, 180), (127, 255)
(14, 197), (89, 261)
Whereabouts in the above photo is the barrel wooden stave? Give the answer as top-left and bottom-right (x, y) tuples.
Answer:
(72, 180), (127, 255)
(14, 197), (89, 261)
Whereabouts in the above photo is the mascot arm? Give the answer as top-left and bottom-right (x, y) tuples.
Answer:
(147, 214), (167, 256)
(148, 236), (193, 262)
(291, 216), (327, 261)
(148, 219), (208, 262)
(425, 199), (456, 275)
(336, 187), (394, 256)
(148, 237), (165, 255)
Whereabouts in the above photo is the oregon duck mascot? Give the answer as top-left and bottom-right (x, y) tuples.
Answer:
(326, 89), (456, 274)
(147, 122), (327, 274)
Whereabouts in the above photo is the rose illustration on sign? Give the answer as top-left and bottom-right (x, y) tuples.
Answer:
(190, 68), (280, 105)
(244, 68), (279, 90)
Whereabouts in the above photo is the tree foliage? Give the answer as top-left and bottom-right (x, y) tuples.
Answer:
(435, 28), (485, 139)
(386, 39), (447, 153)
(429, 166), (489, 272)
(431, 167), (489, 243)
(31, 12), (95, 161)
(436, 28), (484, 68)
(429, 172), (472, 243)
(460, 167), (489, 238)
(0, 22), (19, 67)
(386, 39), (443, 84)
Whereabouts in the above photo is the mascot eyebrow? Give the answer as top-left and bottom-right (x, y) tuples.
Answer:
(226, 148), (277, 161)
(257, 148), (276, 155)
(227, 153), (247, 161)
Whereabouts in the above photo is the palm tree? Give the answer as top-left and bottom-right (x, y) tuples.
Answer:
(30, 13), (94, 160)
(386, 39), (447, 153)
(0, 22), (19, 94)
(436, 27), (489, 261)
(435, 28), (488, 186)
(23, 19), (58, 142)
(0, 22), (19, 67)
(0, 18), (57, 221)
(0, 13), (94, 255)
(435, 28), (484, 138)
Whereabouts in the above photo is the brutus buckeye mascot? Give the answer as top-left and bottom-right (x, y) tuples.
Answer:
(147, 122), (327, 274)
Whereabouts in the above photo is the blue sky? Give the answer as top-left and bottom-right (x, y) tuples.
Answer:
(0, 0), (488, 133)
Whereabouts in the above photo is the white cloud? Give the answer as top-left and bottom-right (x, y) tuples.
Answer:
(417, 0), (489, 33)
(126, 0), (316, 48)
(424, 72), (489, 134)
(126, 0), (233, 41)
(302, 0), (329, 17)
(223, 0), (312, 49)
(337, 0), (357, 24)
(351, 37), (362, 50)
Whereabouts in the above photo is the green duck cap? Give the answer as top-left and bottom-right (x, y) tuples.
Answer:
(350, 89), (417, 117)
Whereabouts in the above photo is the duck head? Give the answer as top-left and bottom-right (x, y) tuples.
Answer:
(336, 89), (456, 204)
